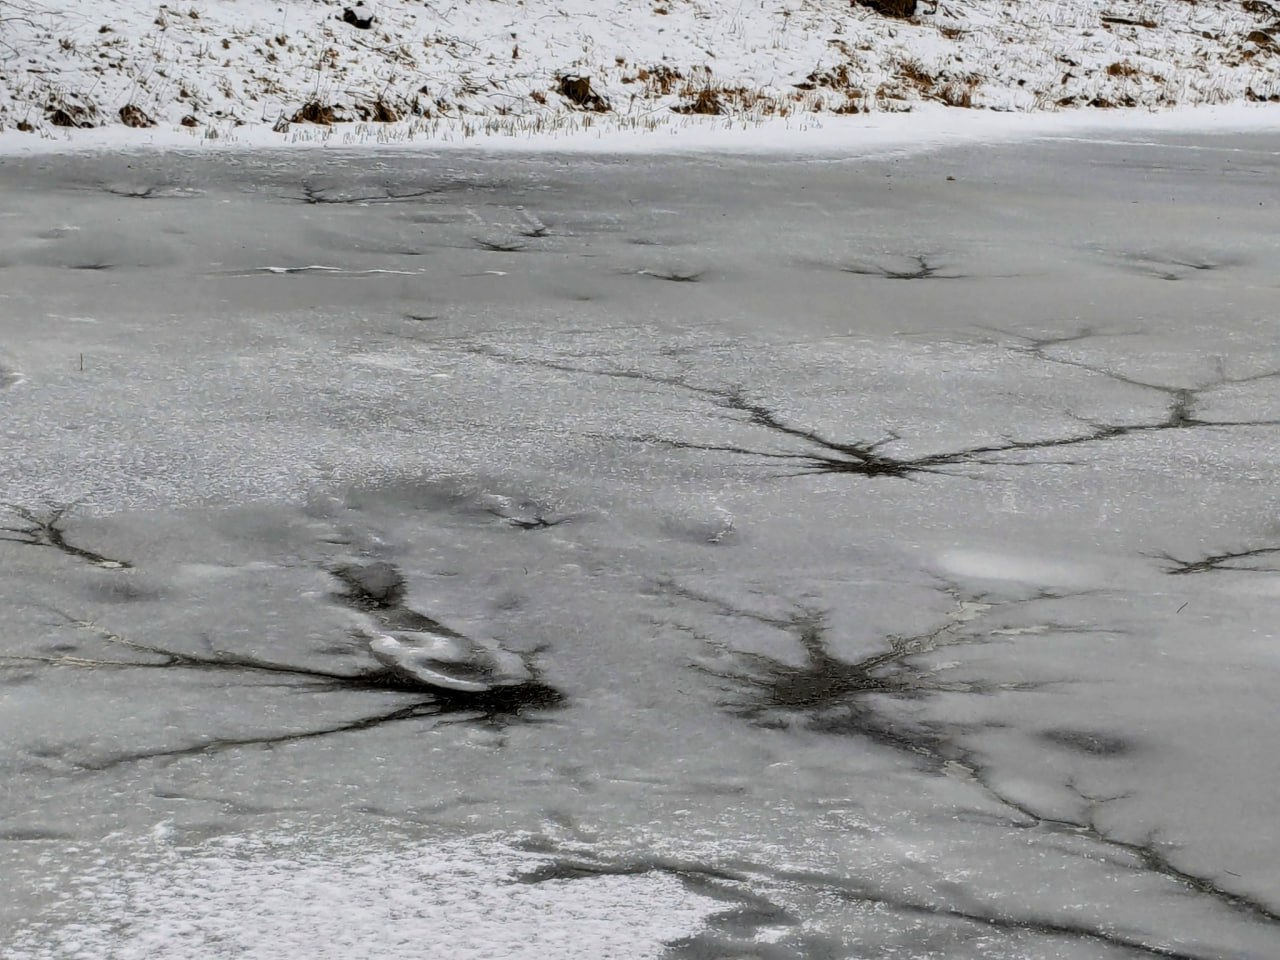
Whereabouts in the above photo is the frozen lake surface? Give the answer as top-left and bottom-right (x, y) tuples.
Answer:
(2, 132), (1279, 959)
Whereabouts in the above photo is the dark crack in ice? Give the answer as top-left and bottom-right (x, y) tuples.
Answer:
(462, 335), (1280, 480)
(1, 504), (132, 569)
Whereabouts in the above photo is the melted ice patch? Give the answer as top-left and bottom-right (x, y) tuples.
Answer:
(7, 831), (721, 960)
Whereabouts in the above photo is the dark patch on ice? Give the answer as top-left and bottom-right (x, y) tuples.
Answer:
(669, 583), (1051, 762)
(0, 365), (20, 388)
(329, 559), (408, 610)
(71, 262), (115, 271)
(1040, 728), (1133, 757)
(85, 575), (165, 604)
(43, 642), (82, 654)
(327, 559), (476, 638)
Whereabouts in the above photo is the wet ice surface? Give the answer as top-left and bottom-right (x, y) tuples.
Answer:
(1, 135), (1279, 959)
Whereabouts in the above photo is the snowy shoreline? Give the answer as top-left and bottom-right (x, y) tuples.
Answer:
(2, 100), (1279, 157)
(3, 0), (1280, 154)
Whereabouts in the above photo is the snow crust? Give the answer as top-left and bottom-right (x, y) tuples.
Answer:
(8, 830), (722, 960)
(2, 0), (1279, 146)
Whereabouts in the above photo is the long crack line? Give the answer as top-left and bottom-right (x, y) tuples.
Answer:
(1, 504), (132, 569)
(664, 581), (1280, 929)
(458, 342), (1280, 480)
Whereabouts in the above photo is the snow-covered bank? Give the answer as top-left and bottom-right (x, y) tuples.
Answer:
(2, 100), (1280, 156)
(1, 0), (1279, 146)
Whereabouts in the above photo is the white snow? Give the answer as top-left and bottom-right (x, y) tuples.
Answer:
(7, 829), (723, 960)
(1, 98), (1279, 157)
(1, 0), (1279, 146)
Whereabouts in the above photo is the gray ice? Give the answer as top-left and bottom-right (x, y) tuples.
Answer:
(1, 133), (1278, 959)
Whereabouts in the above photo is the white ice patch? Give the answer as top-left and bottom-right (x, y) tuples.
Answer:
(8, 831), (722, 960)
(253, 265), (422, 277)
(47, 314), (100, 324)
(936, 547), (1097, 588)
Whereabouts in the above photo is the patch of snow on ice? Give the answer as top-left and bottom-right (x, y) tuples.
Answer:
(936, 547), (1098, 588)
(7, 830), (723, 960)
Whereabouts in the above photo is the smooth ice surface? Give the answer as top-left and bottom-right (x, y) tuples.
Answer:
(2, 130), (1279, 959)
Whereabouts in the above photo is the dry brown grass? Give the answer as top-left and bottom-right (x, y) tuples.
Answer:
(897, 58), (935, 89)
(671, 87), (724, 115)
(291, 100), (337, 124)
(47, 103), (94, 127)
(891, 58), (979, 107)
(832, 93), (866, 114)
(623, 65), (684, 96)
(118, 103), (154, 127)
(1106, 61), (1140, 77)
(796, 61), (858, 93)
(354, 99), (398, 122)
(937, 81), (973, 107)
(853, 0), (917, 18)
(556, 74), (610, 111)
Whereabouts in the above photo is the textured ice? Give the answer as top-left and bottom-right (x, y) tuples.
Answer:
(2, 133), (1279, 959)
(7, 831), (722, 960)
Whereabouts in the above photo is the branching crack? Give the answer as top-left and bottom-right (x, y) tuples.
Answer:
(635, 268), (704, 282)
(473, 237), (526, 252)
(663, 580), (1278, 928)
(483, 499), (570, 531)
(1152, 545), (1280, 575)
(514, 850), (1226, 960)
(1, 504), (132, 569)
(458, 337), (1280, 480)
(1113, 252), (1243, 281)
(1, 609), (562, 770)
(972, 772), (1280, 927)
(837, 255), (965, 280)
(102, 186), (159, 199)
(665, 581), (1059, 758)
(290, 183), (438, 205)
